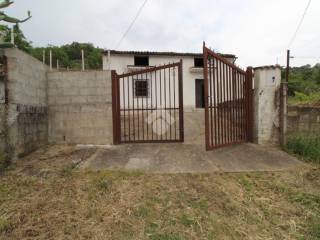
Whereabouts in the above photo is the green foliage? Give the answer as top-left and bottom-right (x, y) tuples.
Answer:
(286, 64), (320, 105)
(0, 25), (102, 70)
(0, 24), (32, 53)
(286, 134), (320, 164)
(31, 42), (102, 70)
(288, 91), (320, 105)
(30, 43), (101, 70)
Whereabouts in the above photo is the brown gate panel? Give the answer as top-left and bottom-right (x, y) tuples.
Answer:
(203, 44), (253, 150)
(112, 61), (184, 144)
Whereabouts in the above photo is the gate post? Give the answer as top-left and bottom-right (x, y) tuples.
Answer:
(246, 67), (254, 142)
(111, 70), (120, 145)
(203, 42), (210, 150)
(178, 59), (184, 142)
(280, 82), (288, 146)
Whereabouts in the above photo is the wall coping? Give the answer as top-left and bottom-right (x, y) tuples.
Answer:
(4, 48), (49, 69)
(254, 65), (281, 70)
(288, 105), (320, 110)
(48, 69), (110, 73)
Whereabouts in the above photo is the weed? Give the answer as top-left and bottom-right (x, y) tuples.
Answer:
(95, 178), (113, 193)
(289, 192), (320, 211)
(59, 163), (77, 177)
(0, 217), (12, 234)
(286, 134), (320, 164)
(180, 214), (197, 227)
(239, 175), (254, 192)
(133, 205), (150, 218)
(308, 216), (320, 239)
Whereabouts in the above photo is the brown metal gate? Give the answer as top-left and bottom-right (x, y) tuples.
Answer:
(112, 61), (184, 144)
(203, 44), (253, 150)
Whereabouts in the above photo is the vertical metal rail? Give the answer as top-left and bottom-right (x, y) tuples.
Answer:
(209, 58), (214, 146)
(203, 43), (210, 150)
(203, 45), (252, 150)
(178, 59), (184, 142)
(246, 67), (253, 142)
(112, 70), (120, 144)
(113, 62), (184, 144)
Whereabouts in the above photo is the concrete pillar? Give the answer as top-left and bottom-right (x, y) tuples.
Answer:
(253, 66), (281, 145)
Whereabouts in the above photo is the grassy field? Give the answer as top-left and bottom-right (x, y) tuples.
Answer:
(0, 145), (319, 240)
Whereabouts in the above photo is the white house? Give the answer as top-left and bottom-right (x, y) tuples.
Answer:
(102, 50), (236, 110)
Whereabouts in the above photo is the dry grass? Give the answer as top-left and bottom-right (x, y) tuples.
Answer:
(0, 145), (319, 240)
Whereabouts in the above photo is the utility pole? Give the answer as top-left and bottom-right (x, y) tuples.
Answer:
(81, 49), (85, 71)
(280, 49), (290, 147)
(285, 49), (290, 83)
(42, 49), (46, 64)
(49, 50), (52, 70)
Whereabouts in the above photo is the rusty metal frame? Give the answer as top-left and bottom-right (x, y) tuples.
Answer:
(203, 43), (253, 150)
(112, 61), (184, 144)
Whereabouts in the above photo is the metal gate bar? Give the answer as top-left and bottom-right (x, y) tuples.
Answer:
(112, 61), (184, 144)
(203, 43), (253, 150)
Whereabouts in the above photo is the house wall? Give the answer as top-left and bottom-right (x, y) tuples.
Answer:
(3, 48), (48, 158)
(47, 71), (113, 144)
(287, 105), (320, 135)
(103, 54), (235, 110)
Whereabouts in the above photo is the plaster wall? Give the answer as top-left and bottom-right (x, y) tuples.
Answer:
(253, 66), (281, 145)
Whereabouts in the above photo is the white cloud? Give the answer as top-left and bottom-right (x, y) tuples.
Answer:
(4, 0), (320, 67)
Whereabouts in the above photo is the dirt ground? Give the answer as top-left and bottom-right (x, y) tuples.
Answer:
(0, 144), (319, 240)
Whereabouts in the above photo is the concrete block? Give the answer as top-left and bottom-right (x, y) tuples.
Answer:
(55, 96), (71, 105)
(71, 96), (87, 104)
(63, 87), (80, 96)
(288, 111), (298, 117)
(87, 96), (107, 103)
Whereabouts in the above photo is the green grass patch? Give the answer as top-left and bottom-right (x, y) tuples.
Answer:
(288, 91), (320, 106)
(286, 134), (320, 164)
(0, 217), (12, 234)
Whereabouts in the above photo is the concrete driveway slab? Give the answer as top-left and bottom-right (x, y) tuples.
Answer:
(80, 143), (303, 173)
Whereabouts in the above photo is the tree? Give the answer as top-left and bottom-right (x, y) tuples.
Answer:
(0, 24), (32, 53)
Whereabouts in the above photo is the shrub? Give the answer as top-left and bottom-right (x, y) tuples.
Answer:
(286, 134), (320, 164)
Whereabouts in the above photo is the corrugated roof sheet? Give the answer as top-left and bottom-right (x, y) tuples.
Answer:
(103, 50), (236, 59)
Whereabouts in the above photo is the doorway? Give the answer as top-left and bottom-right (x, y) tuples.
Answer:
(195, 79), (205, 108)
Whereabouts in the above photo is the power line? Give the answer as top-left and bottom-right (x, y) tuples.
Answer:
(114, 0), (149, 50)
(292, 56), (320, 59)
(287, 0), (312, 49)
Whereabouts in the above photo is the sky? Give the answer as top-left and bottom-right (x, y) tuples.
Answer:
(5, 0), (320, 67)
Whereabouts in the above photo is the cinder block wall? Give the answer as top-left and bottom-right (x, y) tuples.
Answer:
(253, 66), (281, 145)
(4, 48), (48, 158)
(0, 104), (6, 154)
(288, 105), (320, 135)
(47, 71), (113, 144)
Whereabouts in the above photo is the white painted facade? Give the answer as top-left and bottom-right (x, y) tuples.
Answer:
(102, 51), (236, 109)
